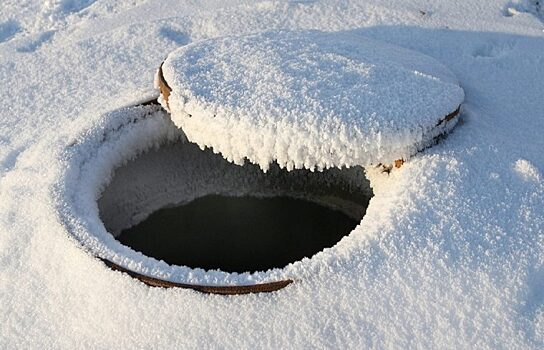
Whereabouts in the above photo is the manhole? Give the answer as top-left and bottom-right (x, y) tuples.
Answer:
(57, 30), (464, 295)
(98, 141), (372, 274)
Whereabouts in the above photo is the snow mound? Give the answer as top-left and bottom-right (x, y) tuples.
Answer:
(160, 30), (464, 171)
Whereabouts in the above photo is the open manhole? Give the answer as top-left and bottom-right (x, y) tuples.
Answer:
(58, 30), (463, 295)
(99, 141), (372, 274)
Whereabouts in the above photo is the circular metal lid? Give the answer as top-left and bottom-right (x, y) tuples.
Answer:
(159, 30), (463, 170)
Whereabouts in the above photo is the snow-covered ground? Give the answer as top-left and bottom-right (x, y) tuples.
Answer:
(1, 0), (543, 348)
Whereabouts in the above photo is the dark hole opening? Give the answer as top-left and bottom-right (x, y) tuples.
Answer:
(98, 140), (373, 273)
(117, 195), (359, 273)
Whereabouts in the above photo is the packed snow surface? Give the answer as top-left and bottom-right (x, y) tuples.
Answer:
(1, 0), (544, 349)
(161, 30), (464, 170)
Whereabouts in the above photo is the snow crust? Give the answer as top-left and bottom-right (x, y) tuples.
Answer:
(1, 0), (544, 349)
(162, 30), (464, 170)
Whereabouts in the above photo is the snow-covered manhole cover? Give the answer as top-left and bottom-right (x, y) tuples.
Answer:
(56, 30), (463, 295)
(158, 30), (464, 171)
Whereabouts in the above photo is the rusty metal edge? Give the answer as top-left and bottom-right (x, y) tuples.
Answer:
(436, 105), (461, 127)
(157, 63), (171, 109)
(381, 104), (461, 172)
(101, 258), (293, 295)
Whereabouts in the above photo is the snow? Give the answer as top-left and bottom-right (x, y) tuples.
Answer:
(515, 159), (542, 183)
(161, 30), (464, 171)
(1, 0), (543, 349)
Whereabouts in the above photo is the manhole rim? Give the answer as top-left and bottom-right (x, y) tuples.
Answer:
(55, 102), (372, 294)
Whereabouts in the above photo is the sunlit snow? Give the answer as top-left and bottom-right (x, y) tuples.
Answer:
(0, 0), (543, 348)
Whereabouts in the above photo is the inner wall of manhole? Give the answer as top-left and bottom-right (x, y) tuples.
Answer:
(98, 139), (373, 274)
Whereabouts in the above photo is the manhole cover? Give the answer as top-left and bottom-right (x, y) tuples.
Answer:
(158, 30), (464, 171)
